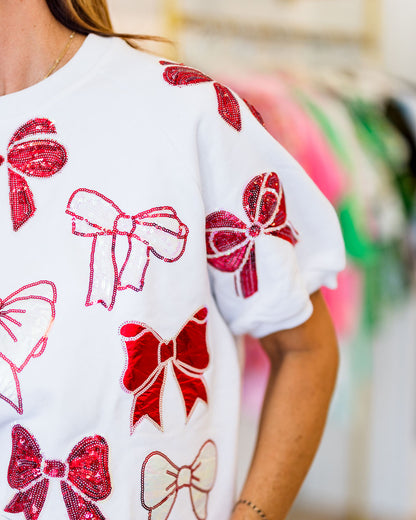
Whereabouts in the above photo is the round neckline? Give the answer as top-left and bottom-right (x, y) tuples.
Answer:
(0, 33), (116, 119)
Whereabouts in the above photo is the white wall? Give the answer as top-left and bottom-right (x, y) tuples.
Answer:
(382, 0), (416, 83)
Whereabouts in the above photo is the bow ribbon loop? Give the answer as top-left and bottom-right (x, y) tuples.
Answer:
(5, 425), (111, 520)
(0, 281), (57, 415)
(120, 308), (209, 431)
(206, 172), (298, 298)
(141, 440), (217, 520)
(66, 189), (189, 311)
(1, 118), (68, 230)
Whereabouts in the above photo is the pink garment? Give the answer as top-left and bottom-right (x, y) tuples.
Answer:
(321, 263), (362, 338)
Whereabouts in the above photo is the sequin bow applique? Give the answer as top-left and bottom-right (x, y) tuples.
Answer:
(0, 118), (67, 231)
(5, 425), (111, 520)
(66, 189), (189, 311)
(0, 281), (57, 414)
(160, 61), (242, 131)
(206, 172), (298, 298)
(141, 440), (217, 520)
(120, 308), (209, 432)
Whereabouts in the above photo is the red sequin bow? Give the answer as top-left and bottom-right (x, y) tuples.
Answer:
(0, 118), (67, 231)
(120, 308), (209, 432)
(160, 61), (243, 131)
(206, 172), (298, 298)
(5, 425), (111, 520)
(141, 440), (217, 520)
(66, 189), (189, 311)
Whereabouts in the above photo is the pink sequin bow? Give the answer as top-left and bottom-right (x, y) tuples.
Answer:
(66, 189), (189, 311)
(206, 172), (298, 298)
(0, 118), (67, 231)
(120, 308), (209, 432)
(5, 425), (111, 520)
(141, 440), (217, 520)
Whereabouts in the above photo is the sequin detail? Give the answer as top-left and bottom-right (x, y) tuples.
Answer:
(214, 83), (242, 132)
(206, 172), (298, 298)
(66, 189), (189, 311)
(141, 440), (217, 520)
(5, 425), (111, 520)
(0, 281), (57, 414)
(120, 308), (209, 432)
(0, 118), (67, 231)
(243, 99), (266, 127)
(160, 62), (242, 131)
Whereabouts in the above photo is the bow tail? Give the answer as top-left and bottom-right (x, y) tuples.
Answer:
(146, 493), (177, 520)
(213, 83), (242, 131)
(268, 224), (298, 246)
(8, 170), (36, 231)
(86, 235), (118, 310)
(61, 481), (105, 520)
(0, 357), (22, 414)
(189, 488), (210, 520)
(118, 239), (150, 292)
(173, 366), (208, 418)
(236, 245), (258, 298)
(5, 479), (49, 520)
(132, 369), (166, 430)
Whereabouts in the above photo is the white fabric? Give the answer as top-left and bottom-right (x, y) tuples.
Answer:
(0, 34), (345, 519)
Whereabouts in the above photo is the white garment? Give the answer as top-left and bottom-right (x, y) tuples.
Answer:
(0, 34), (345, 520)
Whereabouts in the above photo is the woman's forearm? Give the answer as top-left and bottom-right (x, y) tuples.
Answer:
(232, 291), (339, 520)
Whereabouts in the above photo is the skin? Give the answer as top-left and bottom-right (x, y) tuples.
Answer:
(0, 0), (85, 96)
(0, 3), (340, 519)
(233, 291), (339, 520)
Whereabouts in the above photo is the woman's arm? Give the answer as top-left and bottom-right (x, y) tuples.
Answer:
(232, 290), (339, 520)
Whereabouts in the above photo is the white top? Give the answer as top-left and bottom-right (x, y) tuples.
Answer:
(0, 34), (345, 520)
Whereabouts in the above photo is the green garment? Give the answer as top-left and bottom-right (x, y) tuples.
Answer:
(346, 98), (416, 216)
(298, 91), (411, 331)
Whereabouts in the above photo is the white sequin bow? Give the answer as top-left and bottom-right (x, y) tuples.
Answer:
(66, 189), (189, 310)
(141, 440), (217, 520)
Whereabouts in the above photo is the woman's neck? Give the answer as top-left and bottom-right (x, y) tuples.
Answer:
(0, 0), (85, 96)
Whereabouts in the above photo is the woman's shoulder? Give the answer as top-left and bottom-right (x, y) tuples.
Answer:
(93, 37), (231, 124)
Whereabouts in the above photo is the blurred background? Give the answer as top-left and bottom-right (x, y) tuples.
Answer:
(107, 1), (416, 519)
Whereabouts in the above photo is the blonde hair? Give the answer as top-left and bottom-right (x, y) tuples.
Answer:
(46, 0), (168, 48)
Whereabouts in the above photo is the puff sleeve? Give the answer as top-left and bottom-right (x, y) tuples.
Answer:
(197, 86), (346, 338)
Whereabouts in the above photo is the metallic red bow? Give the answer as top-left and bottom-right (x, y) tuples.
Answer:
(141, 440), (217, 520)
(0, 118), (67, 231)
(66, 189), (189, 311)
(120, 308), (209, 432)
(206, 172), (298, 298)
(5, 425), (111, 520)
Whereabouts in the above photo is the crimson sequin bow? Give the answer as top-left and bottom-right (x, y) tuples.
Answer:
(160, 61), (243, 131)
(0, 118), (67, 231)
(141, 440), (217, 520)
(120, 308), (209, 431)
(5, 425), (111, 520)
(206, 172), (298, 298)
